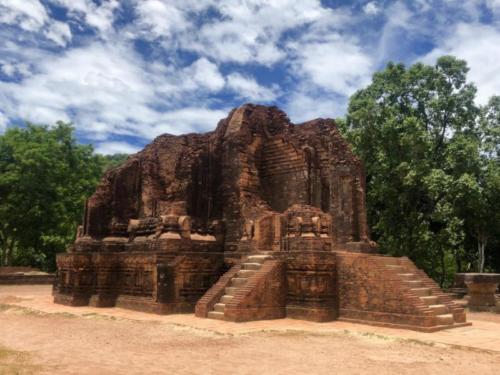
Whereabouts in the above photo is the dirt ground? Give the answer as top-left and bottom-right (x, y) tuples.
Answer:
(1, 286), (500, 375)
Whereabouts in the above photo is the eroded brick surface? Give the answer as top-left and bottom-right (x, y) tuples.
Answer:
(54, 104), (467, 330)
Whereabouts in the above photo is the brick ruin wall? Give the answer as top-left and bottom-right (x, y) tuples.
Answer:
(53, 104), (468, 331)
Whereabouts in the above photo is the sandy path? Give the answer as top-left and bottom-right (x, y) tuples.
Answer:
(1, 285), (500, 374)
(1, 307), (500, 375)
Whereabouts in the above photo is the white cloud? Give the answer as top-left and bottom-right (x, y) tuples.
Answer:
(0, 62), (30, 77)
(135, 0), (188, 38)
(191, 0), (331, 65)
(183, 58), (225, 92)
(288, 34), (373, 97)
(486, 0), (500, 14)
(375, 1), (416, 63)
(423, 23), (500, 104)
(132, 0), (333, 65)
(363, 1), (381, 16)
(3, 0), (500, 145)
(285, 91), (345, 123)
(45, 20), (72, 47)
(0, 41), (233, 141)
(0, 63), (15, 76)
(280, 8), (373, 117)
(0, 0), (48, 32)
(94, 141), (140, 155)
(84, 0), (119, 34)
(149, 107), (229, 136)
(49, 0), (119, 35)
(0, 110), (7, 133)
(226, 73), (278, 102)
(0, 0), (73, 46)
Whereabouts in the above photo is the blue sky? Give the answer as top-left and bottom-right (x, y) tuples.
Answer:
(0, 0), (499, 154)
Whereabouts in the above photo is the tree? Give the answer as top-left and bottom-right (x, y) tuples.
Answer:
(100, 153), (129, 171)
(470, 96), (500, 272)
(0, 123), (105, 270)
(480, 96), (500, 161)
(344, 56), (497, 285)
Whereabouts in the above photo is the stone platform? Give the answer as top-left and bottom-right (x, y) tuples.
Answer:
(461, 273), (500, 311)
(0, 267), (55, 285)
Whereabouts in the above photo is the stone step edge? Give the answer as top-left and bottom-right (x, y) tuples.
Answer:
(337, 317), (471, 333)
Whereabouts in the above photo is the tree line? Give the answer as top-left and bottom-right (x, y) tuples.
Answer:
(338, 56), (499, 286)
(0, 123), (127, 270)
(0, 56), (498, 286)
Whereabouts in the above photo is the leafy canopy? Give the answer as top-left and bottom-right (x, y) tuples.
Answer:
(344, 56), (499, 285)
(0, 122), (127, 270)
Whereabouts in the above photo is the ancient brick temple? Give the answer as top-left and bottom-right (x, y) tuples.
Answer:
(54, 104), (469, 331)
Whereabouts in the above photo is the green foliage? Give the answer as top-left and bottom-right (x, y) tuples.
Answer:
(0, 123), (128, 271)
(344, 56), (500, 286)
(100, 153), (129, 172)
(480, 96), (500, 160)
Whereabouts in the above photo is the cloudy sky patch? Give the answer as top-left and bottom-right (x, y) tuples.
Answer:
(0, 0), (499, 152)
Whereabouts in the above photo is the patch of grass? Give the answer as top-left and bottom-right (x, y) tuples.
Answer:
(0, 304), (13, 312)
(354, 330), (398, 342)
(244, 327), (451, 350)
(51, 311), (77, 319)
(0, 304), (76, 319)
(0, 296), (30, 304)
(82, 312), (98, 317)
(81, 312), (120, 321)
(403, 338), (436, 347)
(0, 345), (41, 374)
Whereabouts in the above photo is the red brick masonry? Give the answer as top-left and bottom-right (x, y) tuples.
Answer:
(53, 104), (469, 331)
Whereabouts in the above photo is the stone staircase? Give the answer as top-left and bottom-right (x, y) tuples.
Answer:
(385, 259), (467, 328)
(197, 251), (469, 330)
(207, 254), (273, 320)
(337, 252), (470, 331)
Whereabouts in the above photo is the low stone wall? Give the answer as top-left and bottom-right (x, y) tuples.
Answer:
(0, 274), (55, 285)
(0, 267), (55, 285)
(0, 267), (38, 274)
(53, 251), (225, 313)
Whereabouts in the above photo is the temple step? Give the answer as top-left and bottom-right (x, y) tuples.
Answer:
(237, 269), (255, 278)
(385, 265), (404, 270)
(214, 303), (225, 312)
(203, 254), (275, 321)
(420, 295), (439, 305)
(247, 255), (273, 263)
(404, 280), (423, 288)
(398, 273), (416, 280)
(436, 314), (454, 325)
(231, 277), (248, 287)
(204, 254), (276, 321)
(429, 304), (449, 315)
(411, 287), (431, 296)
(225, 287), (238, 296)
(381, 257), (401, 265)
(207, 311), (226, 320)
(220, 295), (234, 303)
(242, 262), (261, 270)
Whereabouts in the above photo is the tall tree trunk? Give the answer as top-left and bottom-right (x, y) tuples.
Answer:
(477, 234), (487, 273)
(440, 248), (446, 287)
(454, 248), (462, 273)
(6, 239), (15, 266)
